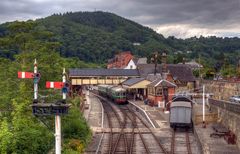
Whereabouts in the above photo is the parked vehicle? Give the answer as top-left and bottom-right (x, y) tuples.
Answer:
(169, 96), (193, 129)
(229, 96), (240, 103)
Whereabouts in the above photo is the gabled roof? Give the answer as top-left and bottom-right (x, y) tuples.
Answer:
(146, 73), (162, 82)
(137, 64), (195, 82)
(122, 77), (146, 86)
(69, 69), (139, 77)
(147, 79), (177, 87)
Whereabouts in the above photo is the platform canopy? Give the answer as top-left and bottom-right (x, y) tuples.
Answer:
(122, 77), (151, 89)
(69, 68), (139, 77)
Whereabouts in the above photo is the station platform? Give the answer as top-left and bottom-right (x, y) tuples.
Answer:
(128, 100), (169, 129)
(84, 91), (103, 128)
(128, 99), (240, 154)
(195, 124), (239, 154)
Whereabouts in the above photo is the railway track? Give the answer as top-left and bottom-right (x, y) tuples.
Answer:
(86, 93), (199, 154)
(100, 97), (168, 154)
(122, 106), (168, 154)
(101, 99), (128, 154)
(170, 128), (193, 154)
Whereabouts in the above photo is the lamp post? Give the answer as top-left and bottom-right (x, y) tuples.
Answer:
(202, 85), (206, 128)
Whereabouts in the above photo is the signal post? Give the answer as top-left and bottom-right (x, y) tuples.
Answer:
(18, 60), (70, 154)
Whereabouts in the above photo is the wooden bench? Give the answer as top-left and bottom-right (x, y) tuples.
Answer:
(210, 123), (229, 138)
(210, 123), (236, 144)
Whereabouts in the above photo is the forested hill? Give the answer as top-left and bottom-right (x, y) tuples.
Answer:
(35, 11), (167, 62)
(0, 11), (240, 65)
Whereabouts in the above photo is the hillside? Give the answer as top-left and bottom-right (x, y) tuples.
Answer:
(34, 11), (170, 62)
(0, 11), (240, 67)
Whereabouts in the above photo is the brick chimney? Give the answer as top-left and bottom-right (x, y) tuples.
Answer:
(161, 52), (168, 79)
(161, 52), (167, 73)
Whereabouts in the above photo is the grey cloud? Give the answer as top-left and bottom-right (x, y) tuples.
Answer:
(0, 0), (239, 38)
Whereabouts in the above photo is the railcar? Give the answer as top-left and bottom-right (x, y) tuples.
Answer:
(97, 84), (127, 104)
(169, 96), (193, 128)
(109, 86), (127, 104)
(105, 85), (114, 98)
(98, 85), (109, 96)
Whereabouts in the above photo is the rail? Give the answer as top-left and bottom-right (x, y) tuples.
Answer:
(95, 97), (104, 154)
(128, 100), (156, 128)
(126, 106), (168, 154)
(171, 129), (192, 154)
(100, 98), (128, 154)
(121, 106), (150, 154)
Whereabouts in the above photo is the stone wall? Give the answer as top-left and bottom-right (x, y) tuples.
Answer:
(193, 113), (218, 125)
(202, 80), (240, 101)
(209, 99), (240, 148)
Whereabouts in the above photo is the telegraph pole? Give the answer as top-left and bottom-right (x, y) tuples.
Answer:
(202, 85), (206, 128)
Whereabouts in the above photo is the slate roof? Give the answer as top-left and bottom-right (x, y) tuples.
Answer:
(146, 73), (162, 82)
(122, 77), (146, 86)
(133, 57), (147, 65)
(137, 64), (195, 82)
(147, 79), (177, 87)
(69, 68), (140, 77)
(137, 58), (147, 64)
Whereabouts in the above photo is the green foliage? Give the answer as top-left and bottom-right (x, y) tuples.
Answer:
(62, 97), (92, 153)
(1, 11), (239, 77)
(221, 65), (237, 77)
(0, 118), (13, 154)
(0, 21), (92, 153)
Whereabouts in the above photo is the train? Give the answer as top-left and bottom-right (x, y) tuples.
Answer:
(169, 95), (193, 129)
(98, 85), (127, 104)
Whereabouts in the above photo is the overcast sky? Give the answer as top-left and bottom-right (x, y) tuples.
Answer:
(0, 0), (240, 38)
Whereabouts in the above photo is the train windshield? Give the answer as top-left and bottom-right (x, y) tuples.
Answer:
(118, 91), (126, 97)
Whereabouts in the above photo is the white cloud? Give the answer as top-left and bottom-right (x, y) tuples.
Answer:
(155, 24), (240, 38)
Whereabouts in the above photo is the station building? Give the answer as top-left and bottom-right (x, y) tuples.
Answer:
(147, 78), (176, 108)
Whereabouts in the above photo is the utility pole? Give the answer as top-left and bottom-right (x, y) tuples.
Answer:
(202, 85), (206, 128)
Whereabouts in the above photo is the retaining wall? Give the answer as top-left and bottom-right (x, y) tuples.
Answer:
(202, 80), (240, 101)
(209, 99), (240, 148)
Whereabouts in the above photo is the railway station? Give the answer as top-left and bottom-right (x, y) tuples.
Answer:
(70, 53), (240, 154)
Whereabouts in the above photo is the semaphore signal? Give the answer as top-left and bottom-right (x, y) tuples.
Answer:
(18, 71), (34, 78)
(46, 81), (64, 89)
(17, 59), (70, 154)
